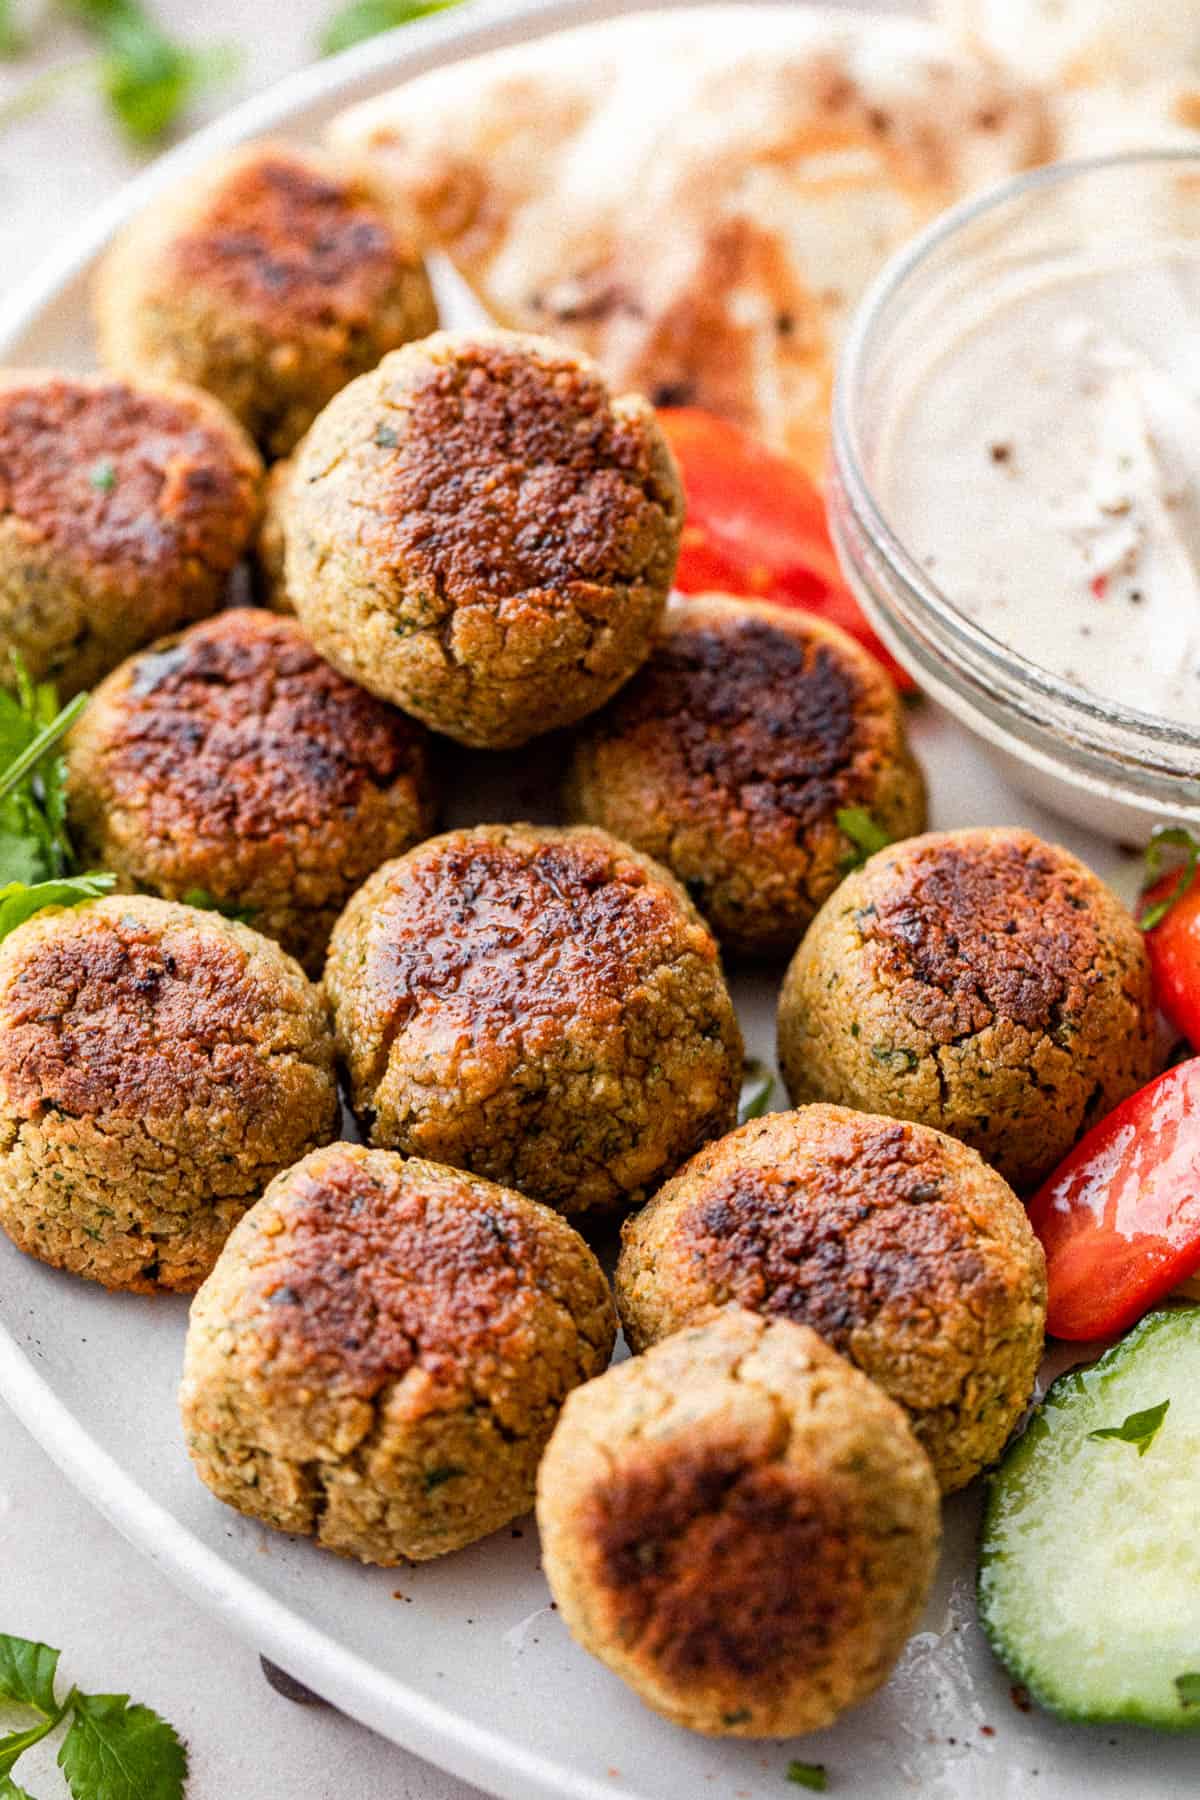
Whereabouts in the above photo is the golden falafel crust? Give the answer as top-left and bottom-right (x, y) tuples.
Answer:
(95, 140), (438, 457)
(566, 595), (926, 955)
(324, 823), (743, 1213)
(66, 609), (438, 975)
(616, 1104), (1046, 1490)
(284, 328), (684, 747)
(181, 1142), (617, 1563)
(536, 1307), (939, 1736)
(777, 828), (1158, 1191)
(0, 895), (337, 1292)
(0, 370), (262, 694)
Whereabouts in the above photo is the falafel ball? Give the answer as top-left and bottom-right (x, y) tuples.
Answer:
(181, 1141), (617, 1564)
(283, 329), (684, 748)
(66, 609), (438, 975)
(617, 1105), (1046, 1491)
(324, 823), (743, 1214)
(94, 140), (438, 458)
(566, 595), (926, 956)
(536, 1306), (939, 1737)
(777, 828), (1158, 1192)
(256, 453), (295, 612)
(0, 370), (261, 695)
(0, 896), (336, 1292)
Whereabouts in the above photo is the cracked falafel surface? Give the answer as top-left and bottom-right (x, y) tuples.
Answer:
(283, 329), (684, 747)
(95, 140), (437, 458)
(777, 828), (1158, 1191)
(617, 1104), (1046, 1490)
(324, 823), (742, 1214)
(0, 370), (262, 695)
(536, 1306), (939, 1736)
(566, 595), (926, 955)
(0, 895), (336, 1292)
(66, 609), (438, 975)
(181, 1142), (617, 1563)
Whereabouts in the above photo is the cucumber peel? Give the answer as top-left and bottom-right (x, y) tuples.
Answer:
(979, 1306), (1200, 1730)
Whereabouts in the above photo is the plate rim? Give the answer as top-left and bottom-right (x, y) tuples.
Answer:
(0, 4), (799, 1797)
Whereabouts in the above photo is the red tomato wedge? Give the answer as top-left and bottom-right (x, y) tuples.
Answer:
(657, 407), (915, 690)
(1140, 865), (1200, 1047)
(1026, 1059), (1200, 1341)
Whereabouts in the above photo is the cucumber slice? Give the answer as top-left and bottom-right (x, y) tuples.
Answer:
(979, 1306), (1200, 1730)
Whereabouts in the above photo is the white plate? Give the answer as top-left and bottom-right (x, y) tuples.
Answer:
(0, 5), (1195, 1797)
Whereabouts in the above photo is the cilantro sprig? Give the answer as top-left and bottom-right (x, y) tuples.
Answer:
(0, 0), (237, 144)
(1138, 827), (1200, 932)
(319, 0), (467, 55)
(738, 1059), (776, 1124)
(0, 659), (115, 940)
(0, 1630), (186, 1799)
(1087, 1398), (1170, 1458)
(836, 806), (891, 875)
(1176, 1671), (1200, 1709)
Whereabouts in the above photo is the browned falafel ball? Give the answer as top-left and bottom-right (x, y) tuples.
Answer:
(0, 370), (261, 695)
(181, 1142), (617, 1564)
(566, 595), (926, 957)
(65, 609), (438, 976)
(324, 824), (743, 1214)
(256, 453), (296, 612)
(283, 329), (684, 748)
(536, 1306), (939, 1737)
(617, 1105), (1046, 1491)
(777, 828), (1158, 1192)
(0, 895), (337, 1293)
(95, 141), (438, 458)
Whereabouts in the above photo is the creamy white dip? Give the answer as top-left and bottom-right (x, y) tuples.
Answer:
(879, 250), (1200, 725)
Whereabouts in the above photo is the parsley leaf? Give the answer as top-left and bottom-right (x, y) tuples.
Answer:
(738, 1059), (775, 1124)
(0, 876), (116, 942)
(180, 887), (255, 924)
(1088, 1398), (1170, 1457)
(786, 1764), (829, 1792)
(0, 1634), (61, 1718)
(1176, 1672), (1200, 1709)
(320, 0), (466, 56)
(0, 2), (24, 58)
(60, 1), (238, 143)
(836, 806), (891, 875)
(1139, 827), (1200, 931)
(58, 1692), (186, 1800)
(0, 1632), (186, 1799)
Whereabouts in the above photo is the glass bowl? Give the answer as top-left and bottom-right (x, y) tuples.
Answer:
(828, 150), (1200, 842)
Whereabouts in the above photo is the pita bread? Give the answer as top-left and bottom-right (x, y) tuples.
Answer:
(330, 8), (1048, 473)
(936, 0), (1200, 92)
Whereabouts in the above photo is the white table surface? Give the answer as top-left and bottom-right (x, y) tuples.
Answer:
(0, 5), (483, 1793)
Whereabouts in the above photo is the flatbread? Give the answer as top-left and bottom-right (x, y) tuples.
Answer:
(936, 0), (1200, 92)
(330, 7), (1048, 473)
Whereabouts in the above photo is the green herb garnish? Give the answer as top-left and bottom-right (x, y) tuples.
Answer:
(1139, 827), (1200, 931)
(88, 457), (117, 492)
(320, 0), (466, 56)
(423, 1465), (465, 1492)
(0, 1630), (186, 1799)
(1, 2), (237, 144)
(180, 887), (255, 924)
(1176, 1671), (1200, 1709)
(738, 1059), (775, 1124)
(0, 660), (115, 938)
(1088, 1398), (1170, 1457)
(836, 806), (891, 875)
(373, 420), (399, 448)
(786, 1763), (829, 1792)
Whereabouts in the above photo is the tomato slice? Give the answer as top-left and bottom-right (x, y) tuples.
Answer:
(657, 408), (915, 690)
(1140, 867), (1200, 1047)
(1026, 1060), (1200, 1341)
